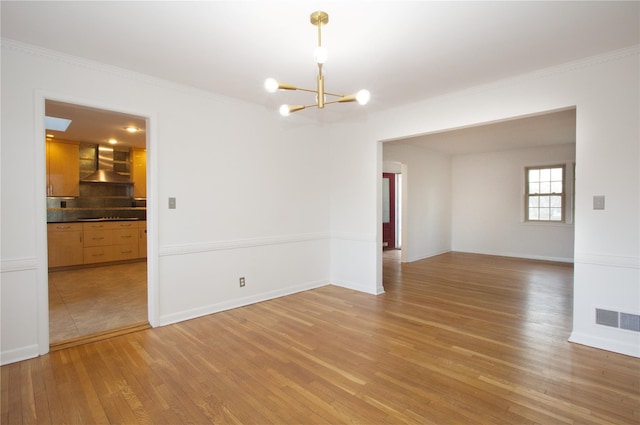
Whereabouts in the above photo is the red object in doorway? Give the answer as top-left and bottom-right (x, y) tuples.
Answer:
(382, 173), (396, 250)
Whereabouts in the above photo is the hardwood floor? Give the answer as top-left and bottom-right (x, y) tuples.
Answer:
(48, 261), (148, 345)
(3, 252), (639, 424)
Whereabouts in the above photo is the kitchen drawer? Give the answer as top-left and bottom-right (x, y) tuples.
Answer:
(82, 222), (117, 231)
(83, 246), (114, 264)
(111, 221), (138, 230)
(113, 228), (138, 245)
(112, 242), (139, 261)
(48, 222), (83, 232)
(84, 230), (113, 247)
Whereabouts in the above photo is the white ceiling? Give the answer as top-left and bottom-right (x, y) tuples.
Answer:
(2, 1), (638, 151)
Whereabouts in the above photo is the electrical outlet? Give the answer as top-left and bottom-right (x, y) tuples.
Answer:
(239, 277), (246, 287)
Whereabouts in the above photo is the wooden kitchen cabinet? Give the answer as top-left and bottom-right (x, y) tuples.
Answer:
(47, 223), (83, 267)
(112, 224), (139, 261)
(83, 221), (139, 264)
(138, 221), (147, 258)
(46, 140), (79, 197)
(131, 148), (146, 198)
(48, 220), (145, 267)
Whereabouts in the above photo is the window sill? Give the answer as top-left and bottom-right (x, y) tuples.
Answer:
(520, 221), (574, 228)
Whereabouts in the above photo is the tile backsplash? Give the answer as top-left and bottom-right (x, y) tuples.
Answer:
(47, 182), (146, 222)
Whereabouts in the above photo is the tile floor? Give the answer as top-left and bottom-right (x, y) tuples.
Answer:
(48, 261), (147, 344)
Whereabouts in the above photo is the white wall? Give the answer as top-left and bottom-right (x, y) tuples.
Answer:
(452, 144), (576, 262)
(383, 143), (452, 262)
(1, 41), (331, 364)
(328, 121), (382, 295)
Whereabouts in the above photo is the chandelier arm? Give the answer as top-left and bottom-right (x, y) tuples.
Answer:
(294, 87), (319, 94)
(282, 86), (344, 98)
(323, 99), (347, 106)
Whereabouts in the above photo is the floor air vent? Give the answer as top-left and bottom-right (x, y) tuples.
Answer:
(596, 308), (640, 332)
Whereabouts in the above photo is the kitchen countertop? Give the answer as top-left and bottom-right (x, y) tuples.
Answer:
(47, 207), (146, 224)
(48, 217), (144, 223)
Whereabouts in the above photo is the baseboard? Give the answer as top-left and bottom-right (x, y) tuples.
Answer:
(569, 331), (640, 358)
(0, 344), (39, 366)
(159, 279), (329, 327)
(332, 279), (385, 295)
(404, 249), (451, 263)
(453, 249), (573, 263)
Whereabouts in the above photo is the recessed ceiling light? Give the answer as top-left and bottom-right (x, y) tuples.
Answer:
(46, 134), (54, 138)
(45, 116), (72, 132)
(124, 126), (139, 133)
(108, 138), (118, 145)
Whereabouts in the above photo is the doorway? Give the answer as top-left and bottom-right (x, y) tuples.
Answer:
(45, 100), (149, 347)
(379, 108), (576, 285)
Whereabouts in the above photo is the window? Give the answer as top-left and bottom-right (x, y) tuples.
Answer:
(525, 165), (565, 222)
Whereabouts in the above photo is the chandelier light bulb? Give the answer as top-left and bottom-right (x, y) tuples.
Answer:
(279, 105), (291, 116)
(314, 46), (328, 64)
(264, 78), (279, 93)
(356, 89), (371, 105)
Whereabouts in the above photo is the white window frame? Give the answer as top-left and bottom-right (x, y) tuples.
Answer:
(522, 162), (574, 225)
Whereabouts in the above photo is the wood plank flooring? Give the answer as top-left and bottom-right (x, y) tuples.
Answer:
(48, 261), (148, 344)
(3, 251), (639, 424)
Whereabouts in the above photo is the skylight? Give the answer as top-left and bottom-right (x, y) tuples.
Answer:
(45, 116), (72, 132)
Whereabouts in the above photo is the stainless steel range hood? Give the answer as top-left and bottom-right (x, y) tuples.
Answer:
(81, 146), (133, 184)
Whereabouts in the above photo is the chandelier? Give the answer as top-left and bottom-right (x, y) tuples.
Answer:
(264, 11), (371, 116)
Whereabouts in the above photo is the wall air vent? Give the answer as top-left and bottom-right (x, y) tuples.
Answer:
(595, 309), (619, 327)
(596, 308), (640, 332)
(620, 313), (640, 332)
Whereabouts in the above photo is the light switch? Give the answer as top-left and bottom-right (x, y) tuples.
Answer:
(593, 195), (605, 210)
(168, 197), (176, 209)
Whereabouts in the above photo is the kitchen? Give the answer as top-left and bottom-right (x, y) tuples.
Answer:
(45, 100), (148, 348)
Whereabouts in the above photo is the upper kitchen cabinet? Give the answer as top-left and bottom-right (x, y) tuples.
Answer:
(131, 147), (146, 198)
(46, 140), (79, 197)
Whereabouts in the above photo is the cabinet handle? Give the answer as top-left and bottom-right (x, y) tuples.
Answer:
(120, 235), (132, 239)
(92, 236), (105, 240)
(55, 225), (71, 230)
(121, 250), (133, 254)
(92, 253), (104, 257)
(120, 224), (133, 227)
